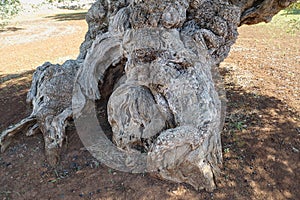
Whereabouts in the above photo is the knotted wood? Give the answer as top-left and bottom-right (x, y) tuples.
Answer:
(1, 0), (295, 191)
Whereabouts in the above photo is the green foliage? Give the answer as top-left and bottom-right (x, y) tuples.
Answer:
(285, 0), (300, 14)
(0, 0), (21, 20)
(44, 0), (84, 10)
(259, 8), (300, 35)
(283, 2), (300, 34)
(286, 18), (300, 34)
(288, 1), (300, 9)
(45, 0), (79, 3)
(0, 0), (22, 28)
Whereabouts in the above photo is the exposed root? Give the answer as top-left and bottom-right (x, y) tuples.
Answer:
(1, 60), (79, 165)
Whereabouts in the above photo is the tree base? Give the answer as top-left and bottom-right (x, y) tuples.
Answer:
(1, 0), (295, 192)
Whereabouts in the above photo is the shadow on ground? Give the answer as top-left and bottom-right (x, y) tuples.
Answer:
(45, 12), (87, 21)
(0, 27), (24, 33)
(0, 70), (33, 85)
(0, 70), (34, 131)
(215, 67), (300, 199)
(0, 69), (299, 199)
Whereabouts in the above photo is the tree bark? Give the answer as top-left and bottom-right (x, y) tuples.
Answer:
(0, 0), (296, 191)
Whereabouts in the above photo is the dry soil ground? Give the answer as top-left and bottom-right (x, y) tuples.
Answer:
(0, 9), (299, 200)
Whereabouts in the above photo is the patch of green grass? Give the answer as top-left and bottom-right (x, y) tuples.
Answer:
(0, 0), (22, 29)
(233, 121), (245, 131)
(224, 147), (230, 154)
(0, 190), (20, 199)
(256, 10), (300, 34)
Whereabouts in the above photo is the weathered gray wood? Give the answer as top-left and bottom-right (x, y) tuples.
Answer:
(1, 61), (79, 165)
(0, 0), (295, 191)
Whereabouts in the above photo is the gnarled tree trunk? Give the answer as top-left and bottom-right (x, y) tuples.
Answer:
(0, 0), (295, 191)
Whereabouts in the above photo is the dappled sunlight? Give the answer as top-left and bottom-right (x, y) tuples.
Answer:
(217, 25), (299, 197)
(218, 85), (299, 199)
(217, 15), (299, 198)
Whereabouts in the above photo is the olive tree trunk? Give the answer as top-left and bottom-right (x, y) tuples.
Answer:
(0, 0), (295, 191)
